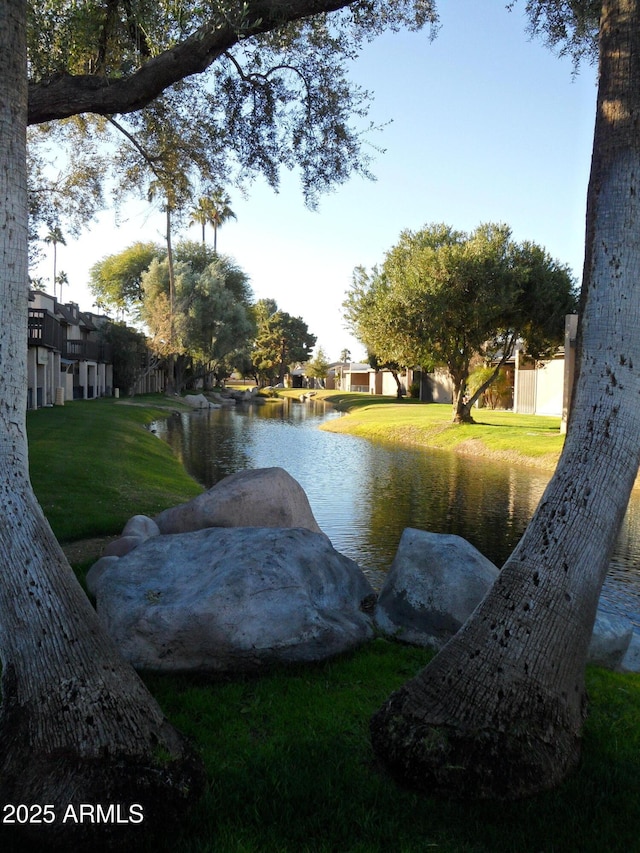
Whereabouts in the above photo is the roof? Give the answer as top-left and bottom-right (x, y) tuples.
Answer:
(342, 362), (373, 373)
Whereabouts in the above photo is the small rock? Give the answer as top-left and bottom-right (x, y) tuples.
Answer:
(619, 631), (640, 673)
(588, 608), (633, 669)
(122, 515), (160, 540)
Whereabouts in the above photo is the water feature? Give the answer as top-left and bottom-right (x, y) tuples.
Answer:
(151, 397), (640, 628)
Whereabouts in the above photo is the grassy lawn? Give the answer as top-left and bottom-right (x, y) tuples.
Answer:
(143, 645), (640, 853)
(281, 390), (565, 470)
(22, 392), (640, 852)
(27, 395), (202, 543)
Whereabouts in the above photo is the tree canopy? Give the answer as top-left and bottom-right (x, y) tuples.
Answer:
(344, 222), (577, 421)
(26, 0), (438, 260)
(89, 241), (162, 314)
(139, 247), (254, 389)
(251, 300), (317, 384)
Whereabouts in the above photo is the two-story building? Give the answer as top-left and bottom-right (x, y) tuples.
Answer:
(27, 291), (113, 408)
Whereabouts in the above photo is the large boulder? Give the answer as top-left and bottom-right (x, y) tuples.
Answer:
(374, 527), (636, 670)
(154, 467), (325, 536)
(588, 609), (634, 669)
(374, 528), (499, 649)
(619, 631), (640, 673)
(93, 526), (374, 673)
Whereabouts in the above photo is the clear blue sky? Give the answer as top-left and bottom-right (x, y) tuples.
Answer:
(36, 0), (598, 363)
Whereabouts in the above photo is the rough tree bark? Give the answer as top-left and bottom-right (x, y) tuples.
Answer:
(0, 2), (203, 847)
(371, 0), (640, 799)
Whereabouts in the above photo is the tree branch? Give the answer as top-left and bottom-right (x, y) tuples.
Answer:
(28, 0), (356, 125)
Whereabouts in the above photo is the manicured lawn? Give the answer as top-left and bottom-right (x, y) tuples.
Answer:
(27, 396), (202, 542)
(296, 391), (565, 469)
(141, 643), (640, 853)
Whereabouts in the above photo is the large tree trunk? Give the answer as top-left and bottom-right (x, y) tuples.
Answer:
(371, 0), (640, 799)
(0, 3), (203, 847)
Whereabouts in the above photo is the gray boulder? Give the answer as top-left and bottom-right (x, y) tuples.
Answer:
(93, 526), (374, 673)
(154, 467), (325, 536)
(374, 528), (499, 649)
(183, 393), (219, 409)
(102, 535), (147, 558)
(588, 609), (634, 669)
(86, 555), (121, 598)
(619, 631), (640, 673)
(122, 514), (161, 540)
(98, 515), (161, 560)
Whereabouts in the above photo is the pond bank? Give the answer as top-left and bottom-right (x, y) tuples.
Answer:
(276, 390), (564, 473)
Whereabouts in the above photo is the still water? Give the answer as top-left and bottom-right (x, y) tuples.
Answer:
(151, 397), (640, 628)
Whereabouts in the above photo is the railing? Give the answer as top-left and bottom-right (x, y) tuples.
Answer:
(28, 309), (64, 352)
(63, 339), (113, 362)
(349, 384), (371, 393)
(28, 311), (113, 363)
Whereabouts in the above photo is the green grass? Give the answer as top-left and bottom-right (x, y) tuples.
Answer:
(138, 642), (640, 853)
(312, 392), (564, 469)
(27, 395), (202, 542)
(23, 391), (640, 852)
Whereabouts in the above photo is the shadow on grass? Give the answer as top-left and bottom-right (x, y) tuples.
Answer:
(141, 645), (640, 853)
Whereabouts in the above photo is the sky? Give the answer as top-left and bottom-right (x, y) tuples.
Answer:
(33, 0), (598, 363)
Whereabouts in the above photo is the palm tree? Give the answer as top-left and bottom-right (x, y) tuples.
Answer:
(190, 189), (236, 252)
(55, 270), (68, 303)
(188, 197), (213, 244)
(44, 225), (65, 299)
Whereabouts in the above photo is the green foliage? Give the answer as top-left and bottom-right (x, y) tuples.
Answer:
(521, 0), (600, 66)
(251, 302), (317, 385)
(189, 189), (237, 250)
(28, 117), (106, 259)
(467, 365), (512, 409)
(89, 241), (162, 313)
(345, 222), (577, 420)
(306, 346), (331, 383)
(100, 321), (151, 396)
(26, 0), (440, 258)
(141, 251), (254, 386)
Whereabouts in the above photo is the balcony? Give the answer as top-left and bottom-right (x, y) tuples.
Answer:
(28, 309), (64, 351)
(63, 339), (113, 362)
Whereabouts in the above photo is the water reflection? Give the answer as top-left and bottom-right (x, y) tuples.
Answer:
(152, 397), (640, 627)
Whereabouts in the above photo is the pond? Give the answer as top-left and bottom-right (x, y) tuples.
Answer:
(151, 397), (640, 629)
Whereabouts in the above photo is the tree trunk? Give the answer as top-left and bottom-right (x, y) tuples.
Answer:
(451, 376), (473, 424)
(371, 0), (640, 799)
(165, 204), (177, 395)
(0, 3), (203, 846)
(391, 369), (403, 398)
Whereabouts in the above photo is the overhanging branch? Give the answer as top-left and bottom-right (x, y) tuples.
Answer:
(28, 0), (356, 125)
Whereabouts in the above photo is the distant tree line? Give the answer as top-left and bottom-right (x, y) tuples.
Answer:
(90, 241), (316, 393)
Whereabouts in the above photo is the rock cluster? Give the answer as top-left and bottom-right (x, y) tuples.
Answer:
(87, 470), (640, 675)
(88, 467), (373, 673)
